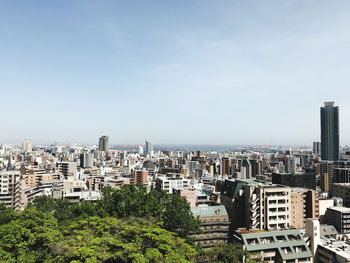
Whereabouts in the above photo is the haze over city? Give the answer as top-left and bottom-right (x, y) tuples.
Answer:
(1, 0), (350, 145)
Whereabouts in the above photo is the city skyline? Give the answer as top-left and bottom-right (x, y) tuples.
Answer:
(1, 1), (350, 144)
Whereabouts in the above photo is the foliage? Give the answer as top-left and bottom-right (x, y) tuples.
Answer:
(0, 208), (62, 262)
(206, 243), (257, 263)
(97, 185), (201, 239)
(48, 216), (197, 263)
(31, 185), (200, 240)
(0, 203), (17, 225)
(2, 185), (261, 262)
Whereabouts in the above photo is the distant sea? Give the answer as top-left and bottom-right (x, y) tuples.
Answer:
(110, 144), (282, 153)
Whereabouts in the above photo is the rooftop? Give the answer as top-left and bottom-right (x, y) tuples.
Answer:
(319, 239), (350, 260)
(191, 205), (228, 218)
(328, 207), (350, 213)
(235, 229), (312, 261)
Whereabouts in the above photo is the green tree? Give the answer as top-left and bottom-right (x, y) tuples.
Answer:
(0, 203), (17, 225)
(206, 243), (256, 263)
(0, 208), (62, 263)
(49, 216), (197, 263)
(31, 195), (56, 213)
(97, 185), (200, 239)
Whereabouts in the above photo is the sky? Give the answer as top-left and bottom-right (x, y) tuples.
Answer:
(1, 0), (350, 146)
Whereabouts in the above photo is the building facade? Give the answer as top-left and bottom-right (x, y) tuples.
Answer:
(320, 102), (339, 161)
(191, 205), (230, 249)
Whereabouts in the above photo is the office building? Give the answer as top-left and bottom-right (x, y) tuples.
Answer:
(333, 183), (350, 207)
(334, 168), (350, 184)
(285, 157), (296, 174)
(313, 142), (321, 155)
(325, 207), (350, 234)
(272, 171), (316, 190)
(145, 139), (153, 155)
(98, 136), (109, 152)
(321, 102), (339, 161)
(80, 153), (94, 168)
(138, 146), (143, 155)
(221, 157), (231, 176)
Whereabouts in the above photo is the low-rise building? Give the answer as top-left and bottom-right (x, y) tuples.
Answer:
(191, 205), (230, 249)
(233, 229), (312, 263)
(155, 176), (190, 193)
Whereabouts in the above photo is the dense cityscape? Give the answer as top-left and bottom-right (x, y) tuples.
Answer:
(1, 101), (349, 262)
(2, 0), (350, 262)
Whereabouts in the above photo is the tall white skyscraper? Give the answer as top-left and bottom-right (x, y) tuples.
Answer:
(138, 146), (144, 155)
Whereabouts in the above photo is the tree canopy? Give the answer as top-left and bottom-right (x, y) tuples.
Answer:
(48, 216), (197, 263)
(0, 184), (257, 262)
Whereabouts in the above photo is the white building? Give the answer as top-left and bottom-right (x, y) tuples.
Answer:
(155, 176), (190, 194)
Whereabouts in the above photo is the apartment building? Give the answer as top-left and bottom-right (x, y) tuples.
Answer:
(0, 171), (21, 210)
(133, 169), (148, 185)
(290, 189), (318, 229)
(221, 179), (291, 231)
(56, 162), (77, 177)
(233, 229), (312, 263)
(191, 205), (230, 249)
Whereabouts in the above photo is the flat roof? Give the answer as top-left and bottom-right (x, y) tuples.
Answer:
(191, 205), (228, 218)
(237, 229), (312, 261)
(328, 206), (350, 213)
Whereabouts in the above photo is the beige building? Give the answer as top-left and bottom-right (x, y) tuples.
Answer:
(133, 169), (148, 185)
(221, 179), (291, 231)
(318, 198), (334, 223)
(290, 189), (318, 229)
(191, 205), (230, 249)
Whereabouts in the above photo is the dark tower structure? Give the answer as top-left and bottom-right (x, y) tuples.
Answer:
(321, 102), (339, 161)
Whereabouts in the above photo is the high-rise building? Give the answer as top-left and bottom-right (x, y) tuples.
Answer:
(98, 136), (109, 152)
(79, 153), (94, 168)
(285, 157), (296, 174)
(22, 139), (32, 152)
(313, 142), (321, 155)
(138, 146), (144, 155)
(145, 139), (153, 154)
(221, 157), (231, 176)
(320, 161), (334, 193)
(320, 102), (339, 161)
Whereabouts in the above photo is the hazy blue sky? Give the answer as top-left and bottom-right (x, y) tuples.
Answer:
(1, 0), (350, 145)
